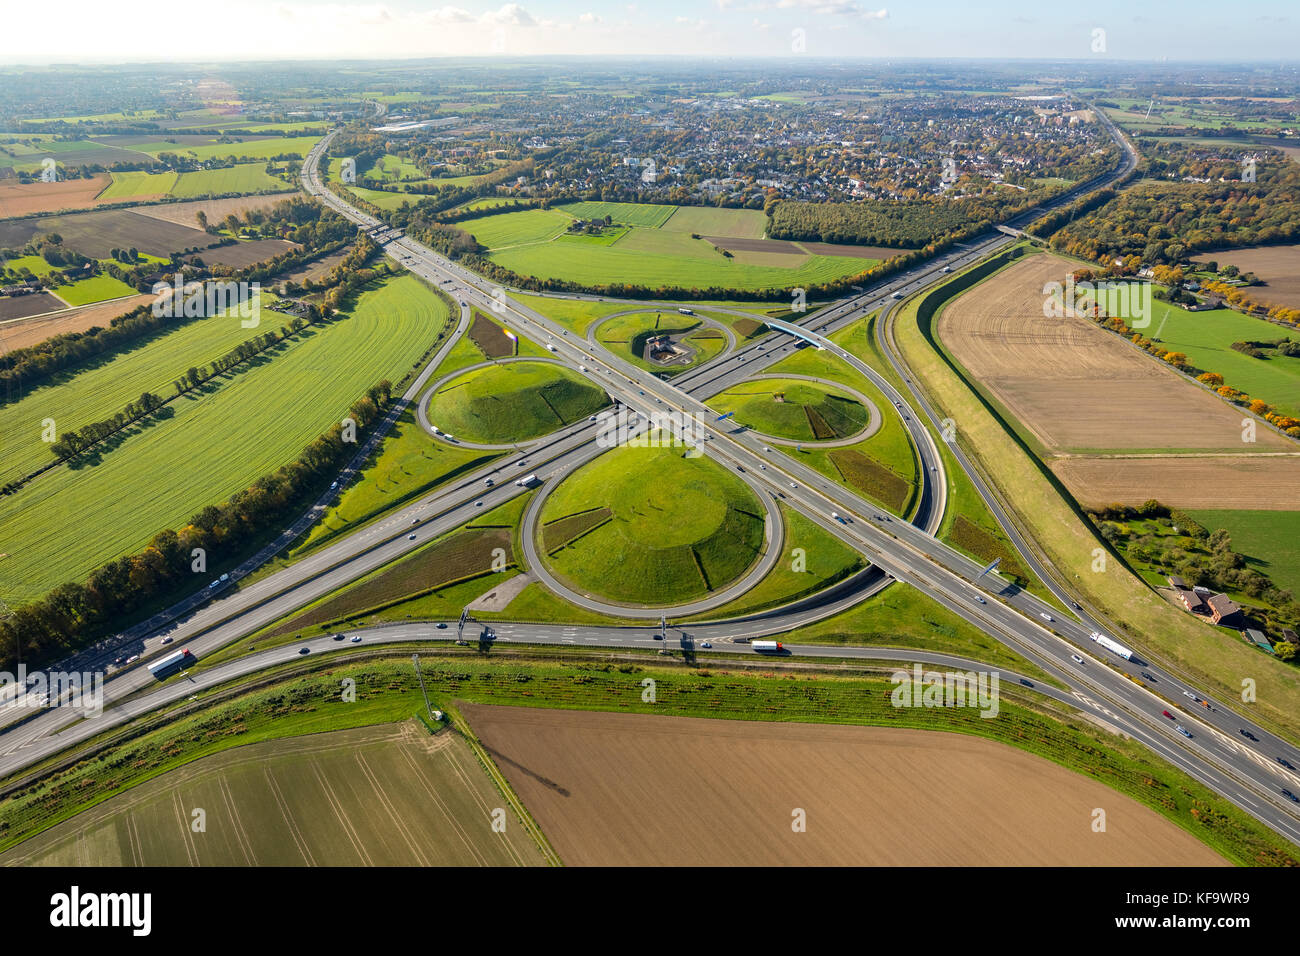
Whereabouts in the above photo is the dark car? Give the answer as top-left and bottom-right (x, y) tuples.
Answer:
(1283, 789), (1300, 803)
(1278, 757), (1296, 771)
(1161, 710), (1174, 720)
(1240, 729), (1259, 742)
(333, 633), (346, 641)
(1141, 671), (1157, 682)
(298, 647), (311, 655)
(436, 622), (448, 629)
(1018, 678), (1033, 688)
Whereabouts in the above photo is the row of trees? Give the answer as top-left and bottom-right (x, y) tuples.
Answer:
(0, 382), (394, 671)
(766, 198), (984, 248)
(48, 391), (165, 460)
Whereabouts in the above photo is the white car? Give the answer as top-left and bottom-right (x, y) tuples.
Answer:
(1040, 612), (1054, 623)
(161, 636), (174, 644)
(351, 636), (362, 643)
(1071, 655), (1084, 664)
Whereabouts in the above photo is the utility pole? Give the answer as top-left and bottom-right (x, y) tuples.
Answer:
(412, 654), (434, 720)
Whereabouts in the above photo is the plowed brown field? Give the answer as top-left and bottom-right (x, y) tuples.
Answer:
(460, 704), (1226, 866)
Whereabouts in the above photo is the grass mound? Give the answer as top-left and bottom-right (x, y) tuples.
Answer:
(427, 361), (608, 443)
(711, 378), (870, 442)
(539, 444), (765, 604)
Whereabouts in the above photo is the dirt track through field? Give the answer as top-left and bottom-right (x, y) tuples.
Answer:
(460, 704), (1226, 866)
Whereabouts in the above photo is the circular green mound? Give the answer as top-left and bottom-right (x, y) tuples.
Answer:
(710, 378), (870, 442)
(538, 444), (765, 605)
(595, 311), (725, 374)
(426, 362), (607, 444)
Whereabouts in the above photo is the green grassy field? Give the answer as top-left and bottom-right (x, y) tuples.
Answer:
(1, 254), (60, 276)
(555, 200), (677, 228)
(345, 184), (424, 211)
(51, 273), (137, 306)
(464, 203), (876, 293)
(427, 361), (608, 444)
(98, 170), (179, 199)
(165, 135), (323, 162)
(1124, 300), (1300, 416)
(0, 290), (286, 487)
(172, 164), (289, 198)
(0, 275), (449, 603)
(710, 378), (869, 441)
(1187, 509), (1300, 597)
(539, 443), (766, 604)
(661, 205), (768, 238)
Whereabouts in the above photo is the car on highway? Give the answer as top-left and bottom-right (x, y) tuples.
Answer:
(351, 636), (362, 643)
(436, 622), (447, 629)
(407, 533), (417, 540)
(299, 647), (311, 655)
(1283, 789), (1300, 803)
(161, 636), (173, 644)
(333, 633), (346, 641)
(975, 596), (986, 604)
(1162, 710), (1175, 720)
(1040, 612), (1054, 623)
(1176, 725), (1193, 738)
(1183, 690), (1201, 702)
(412, 517), (421, 524)
(1071, 601), (1082, 610)
(1018, 678), (1033, 687)
(1070, 654), (1083, 664)
(1141, 671), (1157, 682)
(1240, 729), (1259, 742)
(789, 482), (797, 488)
(1279, 757), (1296, 770)
(941, 266), (952, 273)
(484, 478), (494, 486)
(701, 642), (712, 648)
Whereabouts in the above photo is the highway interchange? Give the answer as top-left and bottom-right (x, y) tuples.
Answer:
(6, 112), (1300, 850)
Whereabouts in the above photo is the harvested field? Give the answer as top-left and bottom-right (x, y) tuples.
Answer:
(1052, 454), (1300, 510)
(0, 292), (64, 321)
(0, 208), (212, 259)
(0, 722), (543, 867)
(468, 312), (514, 357)
(800, 240), (903, 259)
(0, 294), (154, 351)
(732, 317), (766, 338)
(189, 238), (300, 269)
(460, 704), (1226, 866)
(705, 235), (805, 256)
(1192, 245), (1300, 309)
(279, 248), (350, 285)
(132, 193), (298, 229)
(0, 175), (111, 218)
(937, 253), (1292, 453)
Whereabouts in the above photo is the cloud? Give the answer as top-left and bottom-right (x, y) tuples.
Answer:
(579, 11), (601, 23)
(774, 0), (887, 17)
(675, 15), (710, 30)
(482, 3), (536, 27)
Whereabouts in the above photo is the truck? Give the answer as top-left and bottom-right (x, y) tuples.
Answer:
(147, 648), (195, 681)
(752, 640), (784, 653)
(677, 307), (694, 315)
(515, 473), (540, 487)
(1089, 631), (1135, 661)
(831, 511), (848, 524)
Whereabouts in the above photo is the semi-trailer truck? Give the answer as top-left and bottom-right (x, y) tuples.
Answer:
(1089, 631), (1134, 661)
(752, 641), (784, 653)
(677, 307), (694, 315)
(147, 648), (195, 680)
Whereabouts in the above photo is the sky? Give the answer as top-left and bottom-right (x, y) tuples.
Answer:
(0, 0), (1296, 63)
